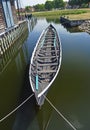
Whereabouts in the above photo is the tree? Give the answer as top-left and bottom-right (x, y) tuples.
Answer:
(45, 1), (53, 10)
(25, 6), (30, 12)
(53, 0), (64, 8)
(83, 0), (90, 3)
(68, 0), (76, 6)
(34, 4), (45, 11)
(69, 0), (90, 6)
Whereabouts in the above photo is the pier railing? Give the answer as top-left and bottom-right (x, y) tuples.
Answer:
(0, 21), (28, 73)
(0, 20), (28, 56)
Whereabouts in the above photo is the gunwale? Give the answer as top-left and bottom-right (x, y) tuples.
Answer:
(29, 24), (62, 100)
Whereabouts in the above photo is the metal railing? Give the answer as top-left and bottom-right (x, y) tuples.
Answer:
(0, 21), (28, 73)
(0, 21), (28, 56)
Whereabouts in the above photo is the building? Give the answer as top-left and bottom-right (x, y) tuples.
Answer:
(0, 0), (17, 32)
(89, 2), (90, 8)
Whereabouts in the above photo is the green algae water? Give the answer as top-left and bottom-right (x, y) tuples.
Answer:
(0, 17), (90, 130)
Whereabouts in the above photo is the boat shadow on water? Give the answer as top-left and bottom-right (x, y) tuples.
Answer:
(12, 64), (47, 130)
(12, 64), (37, 130)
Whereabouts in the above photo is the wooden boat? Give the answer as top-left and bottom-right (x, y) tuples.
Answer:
(29, 24), (62, 106)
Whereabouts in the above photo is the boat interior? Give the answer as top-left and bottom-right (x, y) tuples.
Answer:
(30, 25), (60, 96)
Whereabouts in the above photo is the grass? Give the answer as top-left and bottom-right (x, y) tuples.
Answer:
(32, 8), (90, 20)
(65, 12), (90, 20)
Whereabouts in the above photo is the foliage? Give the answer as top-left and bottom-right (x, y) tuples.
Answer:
(25, 6), (30, 12)
(25, 0), (90, 12)
(45, 1), (53, 10)
(33, 0), (65, 11)
(34, 4), (45, 11)
(53, 0), (64, 8)
(44, 0), (65, 10)
(81, 3), (88, 8)
(68, 0), (90, 6)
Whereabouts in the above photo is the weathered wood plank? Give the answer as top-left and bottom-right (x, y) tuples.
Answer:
(37, 55), (59, 59)
(35, 69), (57, 73)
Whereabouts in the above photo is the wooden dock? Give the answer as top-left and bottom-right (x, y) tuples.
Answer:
(60, 16), (85, 27)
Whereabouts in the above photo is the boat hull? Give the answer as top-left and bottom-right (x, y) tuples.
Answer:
(29, 24), (62, 106)
(35, 91), (47, 106)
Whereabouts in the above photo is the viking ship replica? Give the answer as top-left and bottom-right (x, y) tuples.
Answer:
(29, 24), (62, 106)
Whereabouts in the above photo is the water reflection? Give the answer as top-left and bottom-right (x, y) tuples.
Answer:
(0, 17), (37, 130)
(28, 17), (37, 32)
(0, 17), (90, 130)
(12, 66), (53, 130)
(0, 32), (28, 74)
(46, 17), (60, 24)
(64, 26), (83, 33)
(13, 73), (53, 130)
(0, 17), (37, 74)
(12, 65), (36, 130)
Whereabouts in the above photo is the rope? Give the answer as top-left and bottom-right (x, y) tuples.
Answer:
(45, 115), (52, 130)
(44, 95), (77, 130)
(0, 93), (34, 123)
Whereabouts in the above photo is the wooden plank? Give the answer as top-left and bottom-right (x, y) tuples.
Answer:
(32, 62), (58, 68)
(45, 35), (54, 38)
(38, 62), (58, 66)
(38, 53), (58, 57)
(41, 45), (55, 48)
(36, 57), (56, 62)
(37, 69), (57, 73)
(39, 49), (59, 53)
(37, 55), (59, 59)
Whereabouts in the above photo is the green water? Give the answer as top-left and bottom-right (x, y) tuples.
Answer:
(0, 17), (90, 130)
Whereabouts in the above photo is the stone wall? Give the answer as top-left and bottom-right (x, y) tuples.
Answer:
(79, 20), (90, 34)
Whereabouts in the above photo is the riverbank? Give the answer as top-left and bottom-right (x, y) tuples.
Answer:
(32, 9), (90, 20)
(32, 9), (90, 33)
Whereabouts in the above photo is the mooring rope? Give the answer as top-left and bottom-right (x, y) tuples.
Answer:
(44, 95), (77, 130)
(45, 114), (52, 130)
(0, 93), (34, 123)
